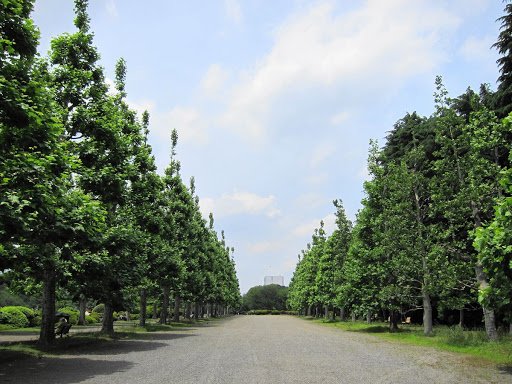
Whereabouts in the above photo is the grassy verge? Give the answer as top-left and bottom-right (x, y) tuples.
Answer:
(307, 317), (512, 365)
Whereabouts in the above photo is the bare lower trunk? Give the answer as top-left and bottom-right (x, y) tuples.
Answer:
(125, 310), (130, 321)
(160, 286), (170, 325)
(139, 288), (147, 326)
(475, 262), (498, 341)
(459, 308), (464, 329)
(422, 288), (433, 335)
(185, 302), (191, 319)
(78, 293), (87, 326)
(331, 307), (335, 321)
(101, 304), (115, 334)
(389, 310), (399, 331)
(366, 312), (371, 324)
(152, 302), (157, 319)
(173, 296), (181, 322)
(194, 303), (199, 320)
(307, 306), (312, 316)
(340, 307), (345, 321)
(351, 312), (356, 322)
(324, 305), (329, 319)
(39, 267), (56, 347)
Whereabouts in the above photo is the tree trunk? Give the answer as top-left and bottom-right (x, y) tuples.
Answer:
(459, 308), (465, 329)
(160, 286), (170, 325)
(340, 307), (345, 321)
(78, 293), (87, 326)
(139, 288), (147, 326)
(331, 307), (336, 321)
(39, 267), (56, 347)
(324, 305), (329, 319)
(173, 296), (181, 322)
(125, 310), (131, 322)
(194, 302), (200, 320)
(475, 262), (499, 341)
(351, 312), (356, 322)
(389, 310), (399, 331)
(101, 303), (115, 334)
(307, 306), (312, 316)
(422, 288), (433, 335)
(185, 302), (191, 320)
(366, 312), (371, 325)
(152, 301), (157, 319)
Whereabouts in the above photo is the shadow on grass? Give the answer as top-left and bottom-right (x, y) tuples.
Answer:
(498, 364), (512, 376)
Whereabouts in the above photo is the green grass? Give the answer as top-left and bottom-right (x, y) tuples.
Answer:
(307, 317), (512, 365)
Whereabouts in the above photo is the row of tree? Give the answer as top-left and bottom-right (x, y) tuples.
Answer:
(0, 0), (241, 346)
(288, 3), (512, 341)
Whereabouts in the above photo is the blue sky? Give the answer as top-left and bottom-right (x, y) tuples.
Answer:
(33, 0), (503, 294)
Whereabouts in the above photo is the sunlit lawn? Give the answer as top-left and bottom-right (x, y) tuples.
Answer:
(307, 317), (512, 365)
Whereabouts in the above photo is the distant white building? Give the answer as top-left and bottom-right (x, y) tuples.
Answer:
(264, 276), (284, 286)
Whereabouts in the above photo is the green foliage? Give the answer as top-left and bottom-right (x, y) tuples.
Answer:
(0, 307), (29, 328)
(243, 285), (288, 311)
(92, 304), (104, 313)
(86, 311), (101, 323)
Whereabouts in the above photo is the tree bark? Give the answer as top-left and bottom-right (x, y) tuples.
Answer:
(78, 293), (87, 326)
(185, 301), (191, 320)
(152, 301), (157, 319)
(194, 302), (200, 320)
(422, 288), (433, 335)
(475, 262), (499, 341)
(340, 307), (345, 321)
(459, 308), (465, 329)
(173, 296), (181, 322)
(139, 288), (147, 326)
(101, 303), (115, 334)
(324, 305), (329, 319)
(389, 310), (399, 331)
(331, 307), (336, 321)
(351, 312), (356, 322)
(160, 286), (170, 325)
(39, 266), (56, 347)
(366, 312), (371, 325)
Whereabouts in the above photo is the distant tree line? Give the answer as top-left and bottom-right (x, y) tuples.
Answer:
(0, 0), (241, 346)
(242, 284), (288, 311)
(288, 2), (512, 341)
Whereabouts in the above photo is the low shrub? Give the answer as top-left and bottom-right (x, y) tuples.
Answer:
(92, 304), (104, 313)
(87, 312), (101, 323)
(0, 306), (29, 328)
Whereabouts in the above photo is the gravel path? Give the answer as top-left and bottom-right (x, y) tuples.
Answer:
(0, 315), (510, 383)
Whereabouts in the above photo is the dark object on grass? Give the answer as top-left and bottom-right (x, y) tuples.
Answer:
(55, 312), (70, 322)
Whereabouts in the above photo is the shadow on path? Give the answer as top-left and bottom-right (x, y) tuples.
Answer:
(0, 356), (134, 384)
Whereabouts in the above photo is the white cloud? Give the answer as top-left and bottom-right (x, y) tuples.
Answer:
(246, 241), (281, 255)
(105, 0), (118, 18)
(150, 107), (208, 146)
(310, 143), (336, 168)
(305, 171), (329, 185)
(293, 193), (328, 210)
(219, 0), (458, 142)
(292, 213), (336, 238)
(330, 111), (350, 125)
(225, 0), (242, 24)
(200, 64), (230, 98)
(200, 189), (281, 219)
(127, 99), (156, 117)
(459, 35), (495, 63)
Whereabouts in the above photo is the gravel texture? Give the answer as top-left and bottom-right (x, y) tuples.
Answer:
(0, 315), (510, 383)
